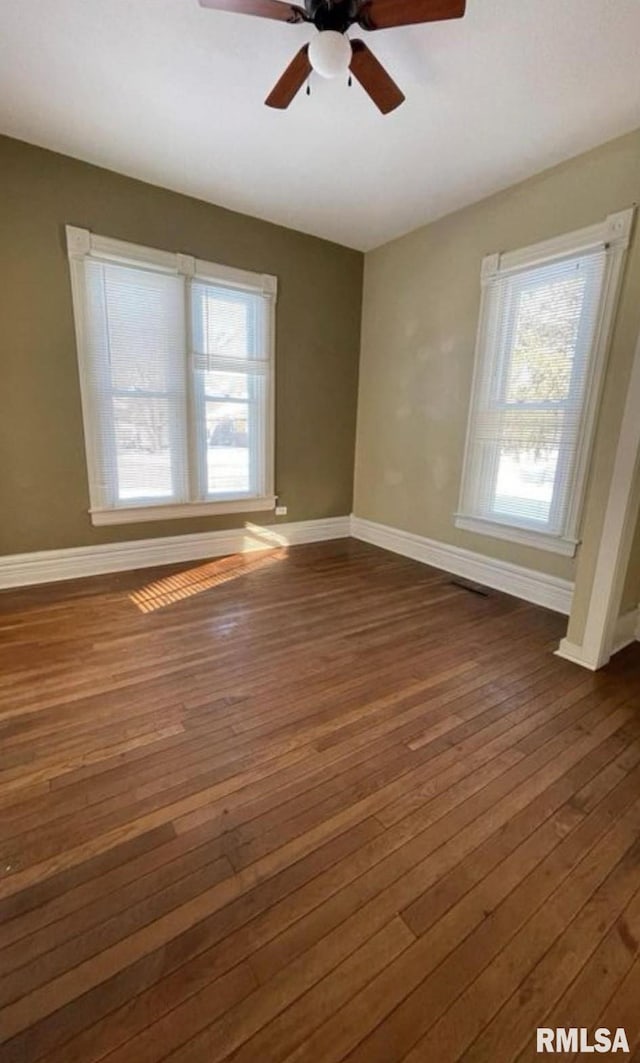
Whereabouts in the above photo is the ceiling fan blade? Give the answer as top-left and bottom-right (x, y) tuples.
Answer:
(199, 0), (307, 23)
(358, 0), (465, 30)
(349, 40), (405, 114)
(265, 45), (312, 108)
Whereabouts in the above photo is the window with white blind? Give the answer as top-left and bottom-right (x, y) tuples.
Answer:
(67, 227), (276, 526)
(455, 209), (633, 556)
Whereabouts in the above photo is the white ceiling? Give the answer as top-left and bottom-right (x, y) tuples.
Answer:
(0, 0), (639, 251)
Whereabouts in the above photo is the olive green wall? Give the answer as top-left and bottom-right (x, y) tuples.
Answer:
(0, 135), (363, 555)
(354, 130), (640, 619)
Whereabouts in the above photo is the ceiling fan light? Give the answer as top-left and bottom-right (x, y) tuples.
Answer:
(308, 30), (352, 79)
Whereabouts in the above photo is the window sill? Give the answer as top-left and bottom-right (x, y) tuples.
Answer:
(90, 496), (277, 527)
(454, 514), (578, 557)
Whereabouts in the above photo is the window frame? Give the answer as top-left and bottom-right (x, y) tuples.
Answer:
(67, 226), (277, 526)
(454, 208), (634, 557)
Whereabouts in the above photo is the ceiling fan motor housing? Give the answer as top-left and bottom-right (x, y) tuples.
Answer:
(304, 0), (361, 33)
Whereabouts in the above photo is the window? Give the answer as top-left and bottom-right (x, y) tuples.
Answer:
(455, 209), (633, 556)
(67, 227), (276, 525)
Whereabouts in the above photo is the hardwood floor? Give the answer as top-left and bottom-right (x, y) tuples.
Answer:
(1, 537), (640, 1062)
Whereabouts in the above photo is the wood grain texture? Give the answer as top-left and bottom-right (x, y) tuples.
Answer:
(0, 538), (639, 1062)
(265, 45), (311, 109)
(349, 41), (405, 114)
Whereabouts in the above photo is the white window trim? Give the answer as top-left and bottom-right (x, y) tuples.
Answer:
(67, 226), (277, 526)
(454, 208), (634, 557)
(90, 497), (276, 527)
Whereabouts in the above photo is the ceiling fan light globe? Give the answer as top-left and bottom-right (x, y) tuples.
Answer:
(308, 30), (352, 79)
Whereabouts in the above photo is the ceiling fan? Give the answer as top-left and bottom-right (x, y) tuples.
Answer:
(198, 0), (466, 114)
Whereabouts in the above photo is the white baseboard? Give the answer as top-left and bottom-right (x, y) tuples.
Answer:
(0, 513), (579, 617)
(555, 604), (640, 671)
(554, 638), (602, 671)
(4, 509), (631, 671)
(0, 516), (350, 590)
(350, 515), (573, 615)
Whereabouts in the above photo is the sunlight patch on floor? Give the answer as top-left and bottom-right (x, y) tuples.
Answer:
(129, 548), (287, 613)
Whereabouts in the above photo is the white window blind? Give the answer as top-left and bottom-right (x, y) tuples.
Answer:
(191, 280), (271, 501)
(67, 228), (276, 525)
(83, 259), (188, 509)
(456, 210), (633, 555)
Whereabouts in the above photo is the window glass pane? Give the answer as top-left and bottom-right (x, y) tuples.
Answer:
(191, 279), (271, 501)
(489, 408), (564, 525)
(101, 265), (180, 393)
(194, 284), (261, 360)
(204, 370), (249, 401)
(494, 449), (558, 524)
(83, 258), (187, 508)
(206, 401), (250, 495)
(71, 240), (275, 517)
(113, 396), (174, 501)
(458, 247), (607, 542)
(503, 270), (587, 405)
